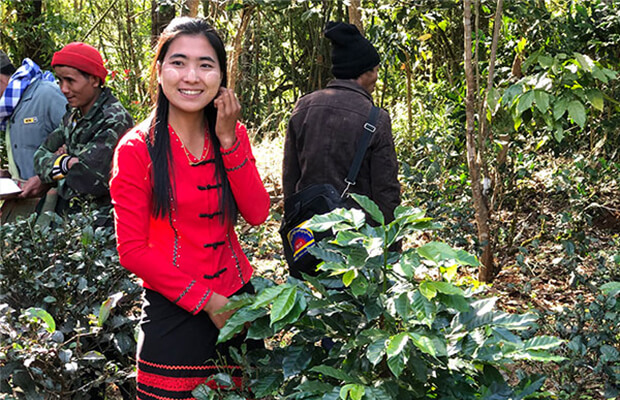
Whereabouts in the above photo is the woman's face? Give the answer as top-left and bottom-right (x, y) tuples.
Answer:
(157, 34), (222, 116)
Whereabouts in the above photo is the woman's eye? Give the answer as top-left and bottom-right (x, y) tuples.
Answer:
(201, 63), (213, 69)
(170, 60), (183, 66)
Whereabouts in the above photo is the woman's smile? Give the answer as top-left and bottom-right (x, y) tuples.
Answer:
(179, 89), (203, 95)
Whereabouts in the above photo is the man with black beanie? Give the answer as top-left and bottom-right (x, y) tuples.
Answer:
(282, 21), (400, 245)
(325, 21), (380, 81)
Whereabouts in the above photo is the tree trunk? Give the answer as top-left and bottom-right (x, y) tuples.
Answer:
(479, 0), (504, 214)
(463, 0), (495, 282)
(316, 1), (335, 90)
(405, 52), (413, 135)
(203, 0), (225, 21)
(151, 0), (176, 46)
(379, 62), (388, 109)
(474, 0), (480, 96)
(182, 0), (200, 17)
(227, 5), (254, 92)
(124, 0), (146, 100)
(82, 0), (118, 43)
(348, 0), (363, 35)
(14, 1), (46, 65)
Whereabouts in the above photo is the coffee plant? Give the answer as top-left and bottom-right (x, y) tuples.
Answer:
(193, 195), (564, 400)
(0, 209), (140, 399)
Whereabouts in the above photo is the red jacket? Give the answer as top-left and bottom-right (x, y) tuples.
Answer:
(110, 120), (269, 314)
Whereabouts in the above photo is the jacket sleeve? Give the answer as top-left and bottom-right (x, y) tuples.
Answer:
(221, 122), (270, 226)
(282, 109), (301, 199)
(369, 111), (401, 222)
(64, 111), (134, 197)
(34, 109), (134, 197)
(34, 124), (67, 184)
(110, 131), (215, 315)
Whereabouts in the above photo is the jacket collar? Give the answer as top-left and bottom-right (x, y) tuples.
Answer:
(326, 79), (373, 102)
(8, 79), (41, 123)
(17, 78), (40, 104)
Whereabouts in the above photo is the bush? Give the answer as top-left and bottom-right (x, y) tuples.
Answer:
(194, 196), (565, 399)
(0, 209), (140, 399)
(549, 251), (620, 399)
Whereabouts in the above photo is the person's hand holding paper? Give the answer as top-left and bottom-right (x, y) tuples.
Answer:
(0, 177), (23, 199)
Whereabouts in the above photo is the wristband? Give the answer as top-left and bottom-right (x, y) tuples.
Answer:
(51, 154), (71, 180)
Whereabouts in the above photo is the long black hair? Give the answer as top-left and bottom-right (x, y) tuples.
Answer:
(148, 17), (237, 225)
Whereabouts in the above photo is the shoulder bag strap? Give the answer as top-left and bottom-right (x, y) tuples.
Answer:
(341, 105), (380, 198)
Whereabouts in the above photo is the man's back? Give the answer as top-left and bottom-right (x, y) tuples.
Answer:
(283, 79), (400, 221)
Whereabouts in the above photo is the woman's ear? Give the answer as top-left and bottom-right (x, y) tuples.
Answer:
(156, 60), (162, 85)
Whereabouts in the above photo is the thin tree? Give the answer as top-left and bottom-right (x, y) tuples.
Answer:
(227, 4), (255, 92)
(182, 0), (200, 16)
(463, 0), (504, 282)
(151, 0), (175, 46)
(348, 0), (363, 34)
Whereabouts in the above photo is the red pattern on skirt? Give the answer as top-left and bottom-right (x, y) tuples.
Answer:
(137, 358), (245, 400)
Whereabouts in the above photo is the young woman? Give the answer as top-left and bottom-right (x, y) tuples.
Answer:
(110, 18), (270, 399)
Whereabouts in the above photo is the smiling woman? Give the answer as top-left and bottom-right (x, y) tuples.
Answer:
(109, 17), (270, 400)
(157, 35), (222, 123)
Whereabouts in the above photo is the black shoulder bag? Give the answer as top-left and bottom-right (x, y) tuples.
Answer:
(280, 106), (380, 278)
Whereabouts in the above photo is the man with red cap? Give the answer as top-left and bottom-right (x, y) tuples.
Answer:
(33, 42), (133, 222)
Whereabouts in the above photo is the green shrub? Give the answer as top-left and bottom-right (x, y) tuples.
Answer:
(0, 209), (140, 399)
(549, 254), (620, 399)
(194, 196), (564, 400)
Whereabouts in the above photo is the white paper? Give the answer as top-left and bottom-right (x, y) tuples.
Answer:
(0, 178), (22, 198)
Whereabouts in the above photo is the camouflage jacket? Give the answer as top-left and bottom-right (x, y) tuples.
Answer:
(34, 87), (134, 203)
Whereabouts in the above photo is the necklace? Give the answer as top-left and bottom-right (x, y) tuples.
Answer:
(169, 124), (211, 166)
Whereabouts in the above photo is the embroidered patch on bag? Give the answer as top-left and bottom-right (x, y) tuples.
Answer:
(287, 220), (315, 261)
(23, 117), (38, 124)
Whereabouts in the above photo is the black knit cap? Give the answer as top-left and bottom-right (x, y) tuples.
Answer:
(324, 21), (380, 79)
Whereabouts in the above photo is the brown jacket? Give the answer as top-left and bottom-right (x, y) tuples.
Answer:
(283, 79), (400, 221)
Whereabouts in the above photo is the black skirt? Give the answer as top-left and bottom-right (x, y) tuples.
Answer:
(136, 284), (261, 400)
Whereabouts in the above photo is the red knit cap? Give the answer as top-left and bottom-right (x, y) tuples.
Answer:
(52, 42), (107, 84)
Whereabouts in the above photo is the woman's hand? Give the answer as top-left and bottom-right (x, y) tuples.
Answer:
(213, 87), (240, 150)
(203, 292), (234, 329)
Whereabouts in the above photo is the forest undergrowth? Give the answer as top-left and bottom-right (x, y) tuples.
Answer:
(0, 130), (617, 399)
(242, 135), (620, 400)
